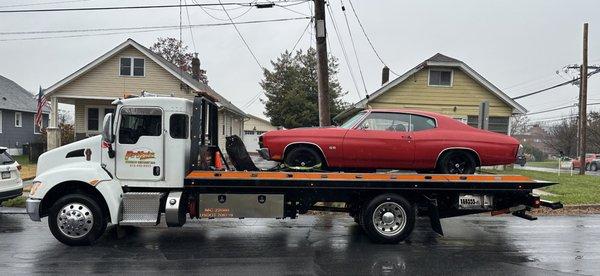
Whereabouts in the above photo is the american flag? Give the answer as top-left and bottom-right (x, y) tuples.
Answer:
(35, 86), (47, 128)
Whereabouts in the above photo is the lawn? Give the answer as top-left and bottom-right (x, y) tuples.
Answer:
(496, 168), (600, 205)
(525, 161), (562, 169)
(12, 155), (36, 180)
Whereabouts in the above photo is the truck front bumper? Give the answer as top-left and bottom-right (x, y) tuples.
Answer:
(26, 198), (41, 221)
(258, 148), (271, 160)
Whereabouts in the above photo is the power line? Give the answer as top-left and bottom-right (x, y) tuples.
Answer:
(0, 1), (294, 13)
(291, 19), (312, 52)
(346, 0), (399, 76)
(340, 0), (367, 95)
(184, 0), (197, 52)
(218, 0), (263, 69)
(326, 2), (361, 100)
(0, 17), (311, 42)
(511, 69), (600, 100)
(192, 0), (254, 22)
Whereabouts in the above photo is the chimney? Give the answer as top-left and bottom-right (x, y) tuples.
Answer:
(192, 53), (200, 81)
(381, 66), (390, 85)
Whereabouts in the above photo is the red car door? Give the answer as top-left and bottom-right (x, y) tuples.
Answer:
(342, 112), (415, 169)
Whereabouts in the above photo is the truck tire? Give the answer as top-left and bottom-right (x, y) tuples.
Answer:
(360, 194), (415, 244)
(48, 194), (107, 246)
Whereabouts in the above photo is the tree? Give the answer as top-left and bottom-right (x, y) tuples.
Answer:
(149, 37), (208, 84)
(261, 48), (347, 128)
(544, 118), (578, 157)
(510, 115), (529, 135)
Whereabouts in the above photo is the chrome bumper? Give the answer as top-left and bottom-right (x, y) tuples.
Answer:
(26, 198), (41, 221)
(257, 148), (271, 160)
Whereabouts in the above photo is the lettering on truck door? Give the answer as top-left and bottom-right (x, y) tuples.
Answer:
(115, 107), (164, 181)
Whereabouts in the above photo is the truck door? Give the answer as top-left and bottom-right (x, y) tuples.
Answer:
(115, 107), (164, 181)
(342, 112), (415, 169)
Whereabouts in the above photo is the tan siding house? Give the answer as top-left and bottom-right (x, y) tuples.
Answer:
(243, 114), (278, 152)
(336, 54), (526, 134)
(43, 39), (245, 151)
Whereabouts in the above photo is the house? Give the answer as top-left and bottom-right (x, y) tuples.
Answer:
(335, 54), (527, 134)
(0, 75), (49, 155)
(43, 38), (245, 151)
(243, 114), (278, 152)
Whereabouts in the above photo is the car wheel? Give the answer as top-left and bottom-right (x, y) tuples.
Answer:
(591, 163), (598, 171)
(284, 146), (324, 170)
(586, 163), (591, 171)
(360, 194), (415, 244)
(48, 193), (107, 246)
(437, 151), (477, 174)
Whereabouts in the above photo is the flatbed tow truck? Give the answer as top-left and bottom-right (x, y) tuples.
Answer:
(26, 93), (562, 245)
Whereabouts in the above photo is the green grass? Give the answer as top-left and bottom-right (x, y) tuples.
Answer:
(525, 161), (562, 169)
(1, 196), (26, 208)
(495, 168), (600, 205)
(12, 155), (33, 165)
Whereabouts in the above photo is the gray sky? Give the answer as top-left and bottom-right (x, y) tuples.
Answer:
(1, 0), (599, 123)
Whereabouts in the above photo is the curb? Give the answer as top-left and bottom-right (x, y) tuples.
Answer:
(0, 207), (27, 214)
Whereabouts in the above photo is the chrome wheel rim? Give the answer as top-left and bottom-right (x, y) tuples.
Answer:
(57, 203), (94, 238)
(372, 202), (407, 237)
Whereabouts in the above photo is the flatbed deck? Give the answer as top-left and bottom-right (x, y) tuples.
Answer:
(185, 171), (554, 191)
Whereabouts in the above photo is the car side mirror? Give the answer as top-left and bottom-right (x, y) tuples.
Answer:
(101, 113), (114, 143)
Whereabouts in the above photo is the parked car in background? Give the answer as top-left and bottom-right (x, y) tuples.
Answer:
(571, 153), (599, 171)
(258, 109), (522, 174)
(0, 147), (23, 205)
(515, 155), (527, 167)
(590, 158), (600, 171)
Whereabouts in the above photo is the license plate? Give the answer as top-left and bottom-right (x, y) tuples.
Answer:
(1, 171), (10, 179)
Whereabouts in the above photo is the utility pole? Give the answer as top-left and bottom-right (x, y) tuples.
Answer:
(314, 0), (330, 126)
(578, 23), (589, 175)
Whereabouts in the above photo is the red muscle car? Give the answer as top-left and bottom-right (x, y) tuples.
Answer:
(258, 109), (522, 174)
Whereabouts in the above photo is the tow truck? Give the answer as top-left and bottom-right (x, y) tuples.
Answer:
(26, 92), (563, 245)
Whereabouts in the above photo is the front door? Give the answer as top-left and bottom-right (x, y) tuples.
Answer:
(343, 112), (415, 169)
(115, 107), (164, 181)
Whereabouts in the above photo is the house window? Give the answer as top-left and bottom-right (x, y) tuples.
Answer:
(87, 108), (99, 131)
(34, 115), (43, 134)
(120, 57), (144, 76)
(428, 69), (453, 86)
(467, 115), (509, 134)
(14, 112), (22, 127)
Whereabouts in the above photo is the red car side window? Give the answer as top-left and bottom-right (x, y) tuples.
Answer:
(359, 112), (410, 132)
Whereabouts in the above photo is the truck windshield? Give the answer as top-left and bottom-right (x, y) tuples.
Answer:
(339, 112), (366, 129)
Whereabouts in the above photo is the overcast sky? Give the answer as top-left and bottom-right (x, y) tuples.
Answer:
(1, 0), (599, 123)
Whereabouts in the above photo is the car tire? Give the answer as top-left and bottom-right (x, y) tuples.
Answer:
(284, 146), (324, 170)
(437, 151), (477, 174)
(48, 193), (107, 246)
(591, 163), (598, 171)
(360, 194), (415, 244)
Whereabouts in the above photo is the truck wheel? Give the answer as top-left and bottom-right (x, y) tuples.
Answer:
(48, 194), (107, 246)
(437, 151), (476, 174)
(360, 194), (415, 244)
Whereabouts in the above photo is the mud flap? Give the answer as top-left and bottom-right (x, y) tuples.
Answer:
(426, 197), (444, 236)
(225, 135), (259, 171)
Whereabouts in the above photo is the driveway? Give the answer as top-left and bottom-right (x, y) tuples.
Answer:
(0, 213), (598, 275)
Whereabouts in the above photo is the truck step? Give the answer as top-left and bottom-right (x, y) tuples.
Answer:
(120, 192), (164, 226)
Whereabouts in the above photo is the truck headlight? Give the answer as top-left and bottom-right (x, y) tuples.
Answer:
(29, 181), (43, 197)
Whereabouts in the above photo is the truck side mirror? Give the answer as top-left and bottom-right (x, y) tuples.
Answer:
(102, 113), (114, 143)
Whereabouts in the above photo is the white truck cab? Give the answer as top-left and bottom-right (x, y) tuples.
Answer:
(27, 95), (194, 244)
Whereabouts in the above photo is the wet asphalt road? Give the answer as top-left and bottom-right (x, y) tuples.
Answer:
(0, 213), (598, 275)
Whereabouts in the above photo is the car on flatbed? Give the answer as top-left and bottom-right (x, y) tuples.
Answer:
(0, 147), (23, 205)
(258, 109), (522, 174)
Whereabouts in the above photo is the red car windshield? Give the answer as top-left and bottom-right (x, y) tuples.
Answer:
(339, 112), (366, 129)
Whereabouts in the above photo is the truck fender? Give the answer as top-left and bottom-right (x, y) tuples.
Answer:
(95, 179), (123, 223)
(31, 162), (112, 200)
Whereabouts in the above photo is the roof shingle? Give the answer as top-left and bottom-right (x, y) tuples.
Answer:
(0, 75), (49, 113)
